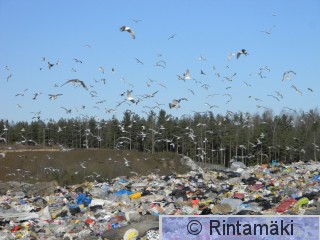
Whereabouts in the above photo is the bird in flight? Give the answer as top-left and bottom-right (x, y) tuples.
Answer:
(132, 19), (142, 23)
(120, 26), (135, 39)
(291, 84), (302, 95)
(307, 87), (313, 92)
(15, 89), (28, 97)
(48, 62), (54, 70)
(183, 69), (191, 80)
(261, 30), (272, 35)
(61, 107), (72, 114)
(227, 52), (235, 61)
(236, 49), (248, 59)
(169, 98), (188, 109)
(126, 90), (135, 103)
(205, 103), (219, 109)
(6, 74), (12, 82)
(61, 79), (88, 91)
(73, 58), (83, 64)
(199, 54), (206, 61)
(135, 58), (144, 65)
(99, 67), (105, 74)
(267, 94), (280, 101)
(177, 69), (191, 81)
(48, 94), (63, 100)
(168, 34), (176, 40)
(282, 70), (296, 81)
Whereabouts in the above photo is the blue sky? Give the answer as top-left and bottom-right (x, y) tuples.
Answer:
(0, 0), (319, 122)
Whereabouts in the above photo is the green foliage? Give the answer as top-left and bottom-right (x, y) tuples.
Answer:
(1, 108), (320, 165)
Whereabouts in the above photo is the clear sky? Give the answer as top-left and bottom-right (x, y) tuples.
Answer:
(0, 0), (319, 123)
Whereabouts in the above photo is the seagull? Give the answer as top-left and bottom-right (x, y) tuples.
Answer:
(291, 84), (302, 95)
(80, 162), (86, 169)
(275, 91), (283, 99)
(177, 69), (191, 81)
(169, 99), (180, 109)
(188, 89), (195, 95)
(32, 92), (42, 100)
(205, 103), (219, 109)
(236, 49), (248, 59)
(61, 107), (72, 114)
(154, 60), (166, 68)
(183, 69), (191, 80)
(284, 107), (297, 113)
(48, 62), (54, 69)
(307, 87), (313, 92)
(124, 157), (131, 167)
(282, 70), (296, 81)
(126, 90), (135, 103)
(168, 34), (176, 40)
(61, 79), (88, 90)
(99, 67), (105, 74)
(15, 89), (28, 97)
(200, 69), (206, 75)
(267, 94), (280, 101)
(169, 98), (188, 109)
(135, 58), (144, 64)
(6, 74), (12, 82)
(223, 73), (237, 82)
(227, 52), (235, 60)
(243, 81), (252, 87)
(260, 29), (272, 35)
(120, 26), (135, 39)
(132, 19), (142, 23)
(48, 93), (63, 100)
(73, 58), (83, 64)
(199, 54), (206, 61)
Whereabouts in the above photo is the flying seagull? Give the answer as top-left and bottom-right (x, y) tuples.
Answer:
(126, 90), (135, 103)
(132, 19), (142, 23)
(135, 58), (144, 65)
(61, 79), (88, 91)
(291, 84), (302, 95)
(236, 49), (248, 59)
(169, 98), (188, 109)
(282, 70), (296, 81)
(169, 99), (180, 109)
(48, 62), (54, 70)
(61, 107), (72, 114)
(120, 26), (135, 39)
(73, 58), (83, 64)
(48, 94), (63, 100)
(168, 34), (176, 40)
(177, 69), (191, 81)
(227, 52), (235, 61)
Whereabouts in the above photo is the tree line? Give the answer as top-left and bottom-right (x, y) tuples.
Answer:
(1, 108), (319, 167)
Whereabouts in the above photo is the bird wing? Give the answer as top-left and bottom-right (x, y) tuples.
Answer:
(79, 80), (88, 90)
(128, 29), (135, 39)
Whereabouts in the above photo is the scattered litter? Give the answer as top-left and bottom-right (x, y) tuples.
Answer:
(1, 158), (320, 238)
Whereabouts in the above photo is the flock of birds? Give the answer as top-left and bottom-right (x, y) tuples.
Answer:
(0, 12), (318, 181)
(1, 12), (316, 125)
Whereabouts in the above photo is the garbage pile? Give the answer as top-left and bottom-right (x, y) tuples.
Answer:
(1, 159), (320, 239)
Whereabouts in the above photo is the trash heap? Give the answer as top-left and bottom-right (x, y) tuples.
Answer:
(1, 159), (320, 239)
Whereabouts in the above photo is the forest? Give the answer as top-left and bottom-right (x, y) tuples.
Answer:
(1, 108), (319, 167)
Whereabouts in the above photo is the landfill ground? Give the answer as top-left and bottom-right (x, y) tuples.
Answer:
(1, 148), (320, 239)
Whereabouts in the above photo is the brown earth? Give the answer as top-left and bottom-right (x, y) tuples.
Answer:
(0, 146), (190, 185)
